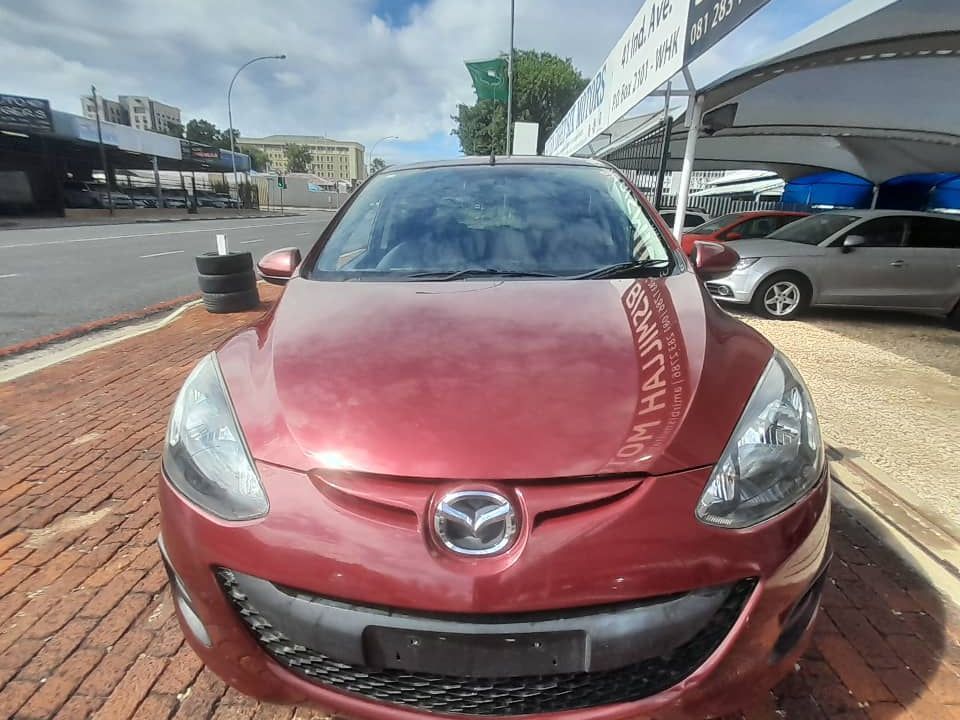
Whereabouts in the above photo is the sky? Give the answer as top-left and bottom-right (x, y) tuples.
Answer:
(0, 0), (852, 164)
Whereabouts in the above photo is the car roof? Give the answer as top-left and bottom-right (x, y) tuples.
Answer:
(382, 156), (610, 173)
(736, 210), (808, 218)
(820, 209), (960, 220)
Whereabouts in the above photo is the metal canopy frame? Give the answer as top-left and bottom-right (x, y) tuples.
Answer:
(592, 0), (960, 230)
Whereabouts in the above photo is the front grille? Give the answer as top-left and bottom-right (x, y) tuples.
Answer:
(219, 570), (755, 716)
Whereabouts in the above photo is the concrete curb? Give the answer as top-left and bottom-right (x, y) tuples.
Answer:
(829, 445), (960, 603)
(0, 292), (203, 360)
(0, 298), (204, 384)
(0, 212), (299, 232)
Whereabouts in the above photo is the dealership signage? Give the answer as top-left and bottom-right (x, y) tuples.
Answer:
(0, 93), (54, 134)
(181, 140), (220, 162)
(545, 0), (769, 156)
(683, 0), (771, 63)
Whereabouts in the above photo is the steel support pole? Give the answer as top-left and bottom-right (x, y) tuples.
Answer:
(90, 85), (113, 216)
(653, 81), (673, 211)
(152, 156), (163, 209)
(672, 93), (704, 240)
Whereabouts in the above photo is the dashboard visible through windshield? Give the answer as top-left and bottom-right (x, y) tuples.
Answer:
(308, 164), (673, 280)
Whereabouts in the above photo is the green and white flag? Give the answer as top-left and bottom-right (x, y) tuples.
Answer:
(465, 57), (508, 103)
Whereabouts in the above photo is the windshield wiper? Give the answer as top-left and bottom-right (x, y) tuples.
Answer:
(569, 259), (670, 280)
(406, 268), (559, 281)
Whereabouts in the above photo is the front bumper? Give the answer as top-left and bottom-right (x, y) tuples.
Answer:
(704, 265), (767, 305)
(159, 463), (831, 720)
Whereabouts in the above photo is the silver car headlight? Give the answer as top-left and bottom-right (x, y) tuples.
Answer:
(162, 353), (268, 520)
(697, 352), (824, 529)
(734, 257), (759, 270)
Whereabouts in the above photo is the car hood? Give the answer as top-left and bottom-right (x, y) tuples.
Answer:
(725, 238), (824, 257)
(217, 273), (772, 479)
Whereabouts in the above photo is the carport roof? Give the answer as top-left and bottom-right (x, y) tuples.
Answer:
(598, 0), (960, 183)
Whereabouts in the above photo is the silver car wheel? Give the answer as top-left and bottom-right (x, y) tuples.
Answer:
(763, 281), (801, 317)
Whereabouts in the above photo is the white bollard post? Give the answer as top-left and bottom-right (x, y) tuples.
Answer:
(216, 233), (229, 255)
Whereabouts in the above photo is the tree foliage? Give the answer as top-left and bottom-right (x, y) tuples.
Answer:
(185, 119), (241, 150)
(163, 121), (184, 139)
(219, 128), (240, 151)
(370, 157), (388, 173)
(284, 143), (311, 173)
(452, 50), (588, 155)
(243, 146), (270, 172)
(185, 119), (220, 146)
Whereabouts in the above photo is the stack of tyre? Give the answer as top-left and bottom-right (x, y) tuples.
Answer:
(195, 251), (260, 313)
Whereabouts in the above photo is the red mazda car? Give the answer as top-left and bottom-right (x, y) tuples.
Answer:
(680, 211), (809, 256)
(159, 157), (829, 720)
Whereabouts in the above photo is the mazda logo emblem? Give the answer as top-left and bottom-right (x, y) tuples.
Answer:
(433, 491), (518, 556)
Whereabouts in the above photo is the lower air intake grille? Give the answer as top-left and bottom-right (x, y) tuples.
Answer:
(219, 570), (754, 716)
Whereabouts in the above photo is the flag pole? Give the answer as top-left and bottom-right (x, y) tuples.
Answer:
(505, 0), (515, 156)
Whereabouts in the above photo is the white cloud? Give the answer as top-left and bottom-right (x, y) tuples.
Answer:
(0, 0), (639, 151)
(0, 0), (848, 158)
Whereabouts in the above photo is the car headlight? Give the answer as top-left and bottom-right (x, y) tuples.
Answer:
(734, 258), (759, 270)
(162, 353), (268, 520)
(696, 352), (824, 529)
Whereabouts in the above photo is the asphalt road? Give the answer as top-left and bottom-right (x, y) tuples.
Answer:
(0, 211), (334, 348)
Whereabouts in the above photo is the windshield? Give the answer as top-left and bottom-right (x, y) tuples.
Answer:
(767, 213), (857, 245)
(309, 164), (671, 280)
(688, 213), (746, 234)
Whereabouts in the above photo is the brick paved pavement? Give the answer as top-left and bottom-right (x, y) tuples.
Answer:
(1, 288), (959, 719)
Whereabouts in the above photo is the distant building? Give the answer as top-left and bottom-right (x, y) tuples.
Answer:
(238, 135), (366, 183)
(81, 95), (128, 125)
(80, 94), (181, 134)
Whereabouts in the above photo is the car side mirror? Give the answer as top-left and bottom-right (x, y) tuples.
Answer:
(257, 247), (302, 285)
(693, 241), (740, 280)
(723, 231), (743, 241)
(842, 235), (866, 253)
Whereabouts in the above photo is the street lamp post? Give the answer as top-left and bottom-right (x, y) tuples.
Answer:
(368, 135), (398, 176)
(228, 54), (285, 208)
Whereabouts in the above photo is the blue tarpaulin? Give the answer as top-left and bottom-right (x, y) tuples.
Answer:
(781, 172), (874, 209)
(877, 173), (959, 210)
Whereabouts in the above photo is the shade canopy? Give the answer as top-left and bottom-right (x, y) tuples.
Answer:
(596, 0), (960, 184)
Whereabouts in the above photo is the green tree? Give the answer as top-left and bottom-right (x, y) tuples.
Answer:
(243, 146), (269, 172)
(284, 143), (311, 173)
(219, 128), (240, 151)
(185, 118), (221, 146)
(370, 157), (388, 173)
(164, 121), (184, 139)
(452, 50), (588, 155)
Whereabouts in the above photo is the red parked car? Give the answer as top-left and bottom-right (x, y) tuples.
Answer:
(159, 157), (829, 720)
(680, 211), (809, 256)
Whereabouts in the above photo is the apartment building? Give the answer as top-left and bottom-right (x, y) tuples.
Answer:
(118, 96), (181, 133)
(80, 94), (182, 134)
(80, 95), (128, 125)
(237, 134), (366, 183)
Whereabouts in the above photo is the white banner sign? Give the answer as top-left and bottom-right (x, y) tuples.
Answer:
(545, 0), (689, 157)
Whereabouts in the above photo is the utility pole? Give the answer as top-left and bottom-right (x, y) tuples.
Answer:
(90, 85), (113, 216)
(505, 0), (515, 156)
(152, 156), (164, 209)
(228, 54), (286, 211)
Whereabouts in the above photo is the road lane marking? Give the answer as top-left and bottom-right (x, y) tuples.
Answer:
(296, 232), (309, 236)
(140, 250), (185, 258)
(0, 273), (20, 279)
(240, 239), (264, 244)
(0, 220), (316, 250)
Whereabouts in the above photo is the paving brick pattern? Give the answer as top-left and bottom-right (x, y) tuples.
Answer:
(0, 289), (958, 719)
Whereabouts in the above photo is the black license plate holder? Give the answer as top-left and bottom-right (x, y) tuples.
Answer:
(363, 626), (587, 677)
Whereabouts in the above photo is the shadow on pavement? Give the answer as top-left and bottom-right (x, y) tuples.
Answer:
(727, 502), (955, 719)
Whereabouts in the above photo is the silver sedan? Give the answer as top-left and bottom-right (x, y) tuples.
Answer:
(706, 210), (960, 325)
